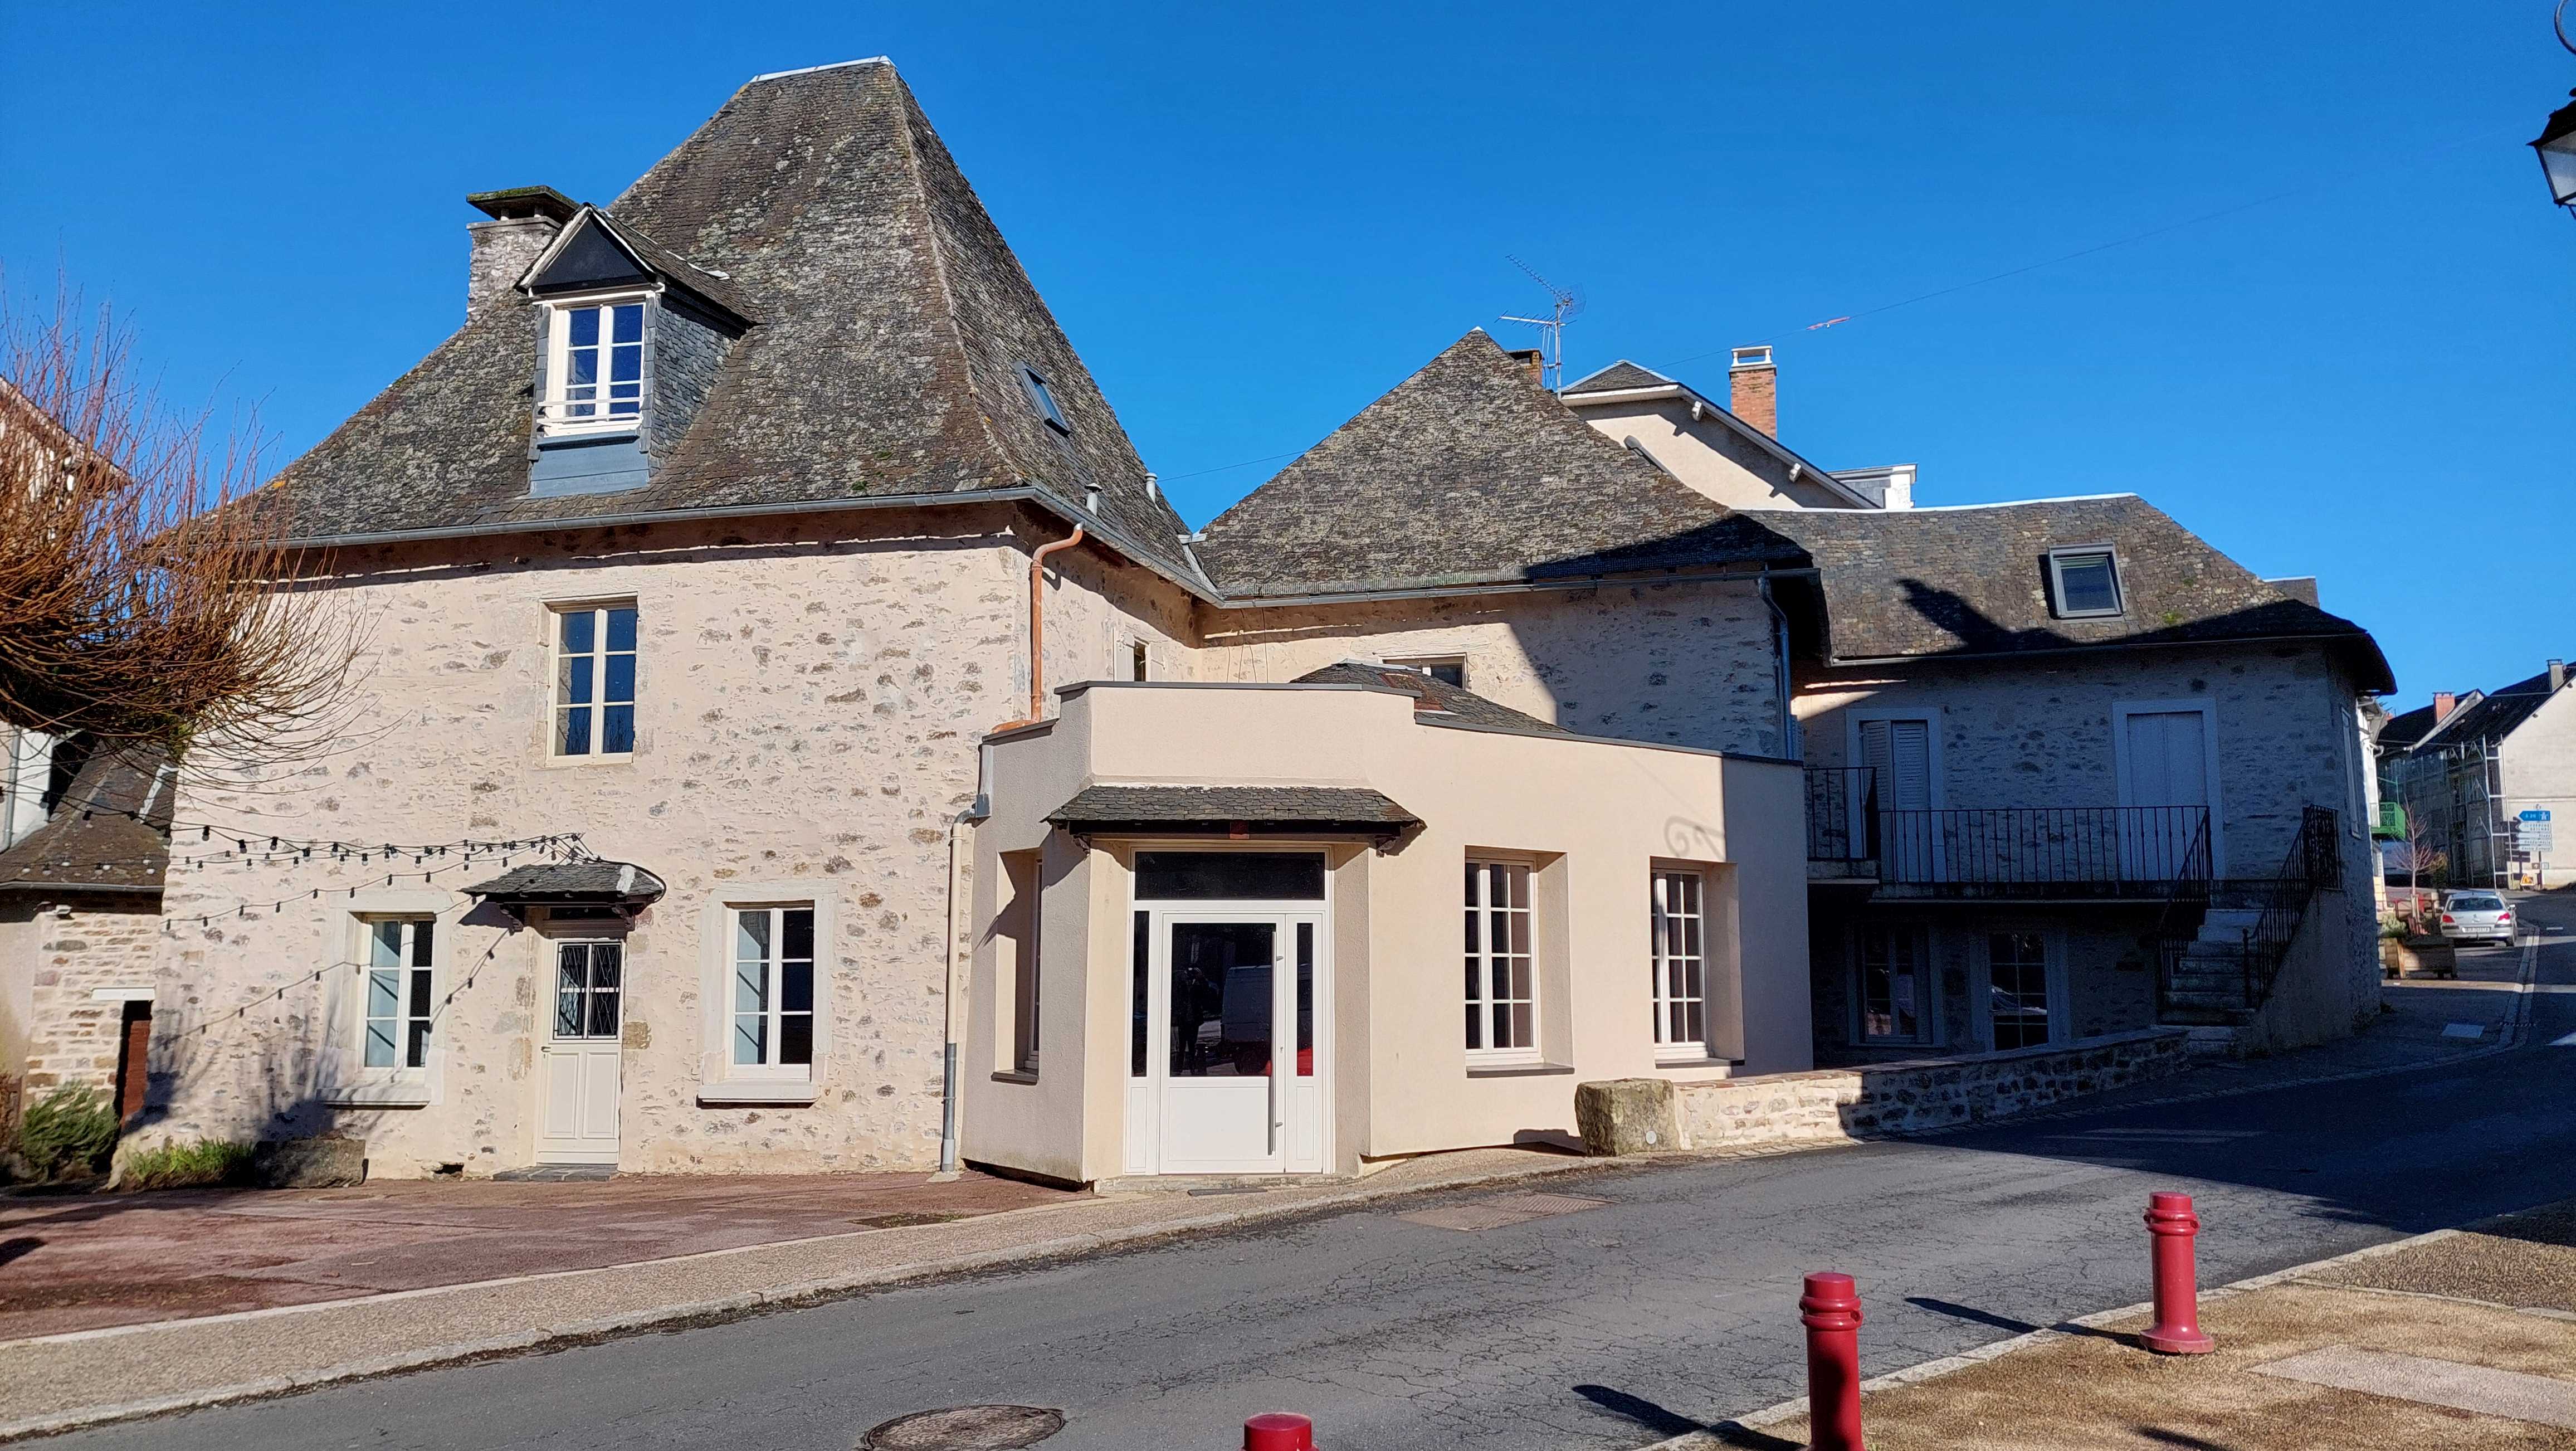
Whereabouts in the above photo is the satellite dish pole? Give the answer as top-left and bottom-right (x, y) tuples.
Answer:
(1500, 255), (1582, 392)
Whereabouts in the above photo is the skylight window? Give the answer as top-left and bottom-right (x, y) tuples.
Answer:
(1019, 365), (1070, 435)
(2047, 548), (2124, 619)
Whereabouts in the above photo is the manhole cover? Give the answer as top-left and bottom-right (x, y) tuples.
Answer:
(861, 1405), (1065, 1450)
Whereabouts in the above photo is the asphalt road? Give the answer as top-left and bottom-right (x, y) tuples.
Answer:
(48, 897), (2576, 1451)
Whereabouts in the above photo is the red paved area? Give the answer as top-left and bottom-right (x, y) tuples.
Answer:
(0, 1170), (1069, 1341)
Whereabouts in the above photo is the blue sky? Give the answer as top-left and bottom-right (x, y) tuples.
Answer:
(4, 2), (2569, 708)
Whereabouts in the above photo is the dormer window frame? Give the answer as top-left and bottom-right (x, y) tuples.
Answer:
(536, 286), (659, 439)
(2045, 545), (2126, 620)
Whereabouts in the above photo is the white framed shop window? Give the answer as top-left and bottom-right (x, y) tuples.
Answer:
(325, 889), (456, 1107)
(1648, 867), (1710, 1062)
(1854, 922), (1936, 1048)
(1977, 927), (2066, 1051)
(1463, 857), (1539, 1064)
(697, 883), (832, 1104)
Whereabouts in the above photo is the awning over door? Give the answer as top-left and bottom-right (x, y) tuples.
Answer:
(464, 859), (667, 912)
(1045, 785), (1419, 841)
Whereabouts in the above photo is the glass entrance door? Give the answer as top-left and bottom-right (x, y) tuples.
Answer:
(1153, 914), (1320, 1174)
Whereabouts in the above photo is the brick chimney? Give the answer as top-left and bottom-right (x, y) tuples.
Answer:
(1503, 347), (1546, 386)
(465, 186), (578, 320)
(1729, 345), (1777, 436)
(2433, 691), (2458, 723)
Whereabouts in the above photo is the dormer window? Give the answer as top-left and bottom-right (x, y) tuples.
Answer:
(1019, 365), (1070, 435)
(542, 298), (647, 434)
(2047, 547), (2124, 619)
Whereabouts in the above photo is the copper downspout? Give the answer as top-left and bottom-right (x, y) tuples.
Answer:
(997, 525), (1085, 729)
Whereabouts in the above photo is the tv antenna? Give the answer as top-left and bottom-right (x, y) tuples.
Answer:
(1499, 255), (1582, 391)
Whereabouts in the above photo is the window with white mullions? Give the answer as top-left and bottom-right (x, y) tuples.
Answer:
(554, 941), (623, 1039)
(1650, 870), (1707, 1058)
(1858, 924), (1930, 1045)
(1986, 932), (2052, 1050)
(553, 603), (637, 757)
(731, 905), (816, 1069)
(1463, 860), (1535, 1059)
(546, 301), (644, 430)
(363, 917), (435, 1069)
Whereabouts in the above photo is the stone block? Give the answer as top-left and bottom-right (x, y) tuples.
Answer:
(1574, 1078), (1680, 1156)
(252, 1137), (367, 1189)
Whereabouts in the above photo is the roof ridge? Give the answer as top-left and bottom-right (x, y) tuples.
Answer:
(887, 72), (1022, 494)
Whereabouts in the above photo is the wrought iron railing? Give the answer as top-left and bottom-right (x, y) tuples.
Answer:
(2156, 806), (2341, 1017)
(1803, 767), (1879, 863)
(2151, 814), (2215, 1007)
(1868, 805), (2214, 897)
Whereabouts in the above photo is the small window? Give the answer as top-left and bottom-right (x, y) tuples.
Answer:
(1019, 366), (1070, 435)
(2047, 548), (2124, 619)
(1985, 932), (2052, 1050)
(1650, 870), (1707, 1059)
(1131, 641), (1150, 682)
(1463, 859), (1536, 1060)
(1392, 657), (1467, 688)
(363, 917), (436, 1070)
(552, 603), (638, 757)
(1857, 924), (1931, 1045)
(1001, 851), (1042, 1075)
(542, 299), (646, 432)
(730, 905), (816, 1069)
(554, 941), (624, 1039)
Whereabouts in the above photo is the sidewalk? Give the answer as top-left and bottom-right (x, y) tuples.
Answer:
(1684, 1200), (2576, 1450)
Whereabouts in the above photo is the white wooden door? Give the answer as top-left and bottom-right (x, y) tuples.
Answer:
(535, 940), (623, 1164)
(1152, 913), (1324, 1175)
(2120, 708), (2215, 879)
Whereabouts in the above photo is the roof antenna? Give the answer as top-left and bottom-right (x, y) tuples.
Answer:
(1500, 255), (1583, 392)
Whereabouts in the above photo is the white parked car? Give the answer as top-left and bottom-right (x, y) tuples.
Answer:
(2438, 892), (2516, 946)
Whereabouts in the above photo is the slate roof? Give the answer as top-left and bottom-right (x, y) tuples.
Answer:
(464, 860), (669, 904)
(0, 746), (172, 895)
(2377, 702), (2442, 753)
(1744, 497), (2397, 692)
(1045, 785), (1419, 835)
(1291, 661), (1569, 734)
(2411, 666), (2569, 753)
(1562, 360), (1676, 394)
(1193, 332), (1804, 598)
(257, 60), (1193, 578)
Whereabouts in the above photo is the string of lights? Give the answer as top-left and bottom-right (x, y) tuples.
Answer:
(155, 836), (588, 927)
(168, 894), (501, 1041)
(60, 800), (586, 864)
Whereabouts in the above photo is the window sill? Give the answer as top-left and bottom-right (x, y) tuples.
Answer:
(1653, 1055), (1741, 1070)
(536, 423), (642, 446)
(990, 1070), (1040, 1085)
(326, 1082), (432, 1108)
(541, 752), (636, 769)
(1465, 1060), (1573, 1079)
(696, 1079), (819, 1106)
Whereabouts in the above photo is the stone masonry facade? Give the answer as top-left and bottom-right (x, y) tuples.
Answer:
(18, 898), (157, 1098)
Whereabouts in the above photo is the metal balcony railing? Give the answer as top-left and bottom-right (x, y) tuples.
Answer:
(1867, 805), (2214, 898)
(1803, 768), (1879, 863)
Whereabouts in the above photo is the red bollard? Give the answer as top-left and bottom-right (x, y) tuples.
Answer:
(2141, 1191), (2216, 1355)
(1243, 1412), (1313, 1451)
(1800, 1270), (1866, 1451)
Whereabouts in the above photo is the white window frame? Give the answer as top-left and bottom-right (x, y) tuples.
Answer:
(1854, 922), (1936, 1048)
(2046, 545), (2126, 620)
(726, 903), (817, 1075)
(1463, 857), (1539, 1065)
(697, 883), (833, 1103)
(359, 916), (438, 1074)
(1649, 868), (1710, 1062)
(538, 291), (653, 436)
(1977, 926), (2065, 1052)
(547, 600), (639, 762)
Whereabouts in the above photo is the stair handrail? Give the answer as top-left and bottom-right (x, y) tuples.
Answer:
(2237, 806), (2342, 1007)
(2149, 810), (2214, 1019)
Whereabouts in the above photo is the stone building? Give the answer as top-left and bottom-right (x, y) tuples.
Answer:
(8, 57), (2392, 1180)
(2382, 660), (2575, 890)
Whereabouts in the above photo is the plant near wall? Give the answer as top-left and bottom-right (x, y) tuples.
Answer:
(14, 1085), (120, 1180)
(115, 1139), (255, 1191)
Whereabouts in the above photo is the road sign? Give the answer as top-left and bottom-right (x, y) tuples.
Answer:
(2522, 821), (2555, 853)
(2520, 809), (2553, 822)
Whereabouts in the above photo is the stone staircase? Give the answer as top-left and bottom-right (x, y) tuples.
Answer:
(2159, 905), (2267, 1026)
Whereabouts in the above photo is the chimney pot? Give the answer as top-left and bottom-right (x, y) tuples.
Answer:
(1729, 345), (1777, 436)
(2433, 691), (2458, 723)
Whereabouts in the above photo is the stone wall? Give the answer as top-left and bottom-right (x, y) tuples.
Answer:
(140, 505), (1194, 1177)
(17, 895), (158, 1099)
(1189, 577), (1788, 757)
(1669, 1026), (2190, 1150)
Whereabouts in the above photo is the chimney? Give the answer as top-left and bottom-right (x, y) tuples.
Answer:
(1503, 347), (1546, 386)
(465, 186), (578, 320)
(1729, 345), (1777, 436)
(2551, 659), (2567, 691)
(2433, 691), (2458, 723)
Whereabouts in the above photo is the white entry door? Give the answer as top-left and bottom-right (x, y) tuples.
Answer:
(535, 939), (623, 1164)
(1153, 913), (1323, 1175)
(2119, 705), (2218, 879)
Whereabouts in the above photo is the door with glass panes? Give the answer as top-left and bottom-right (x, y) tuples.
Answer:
(535, 939), (623, 1163)
(1149, 910), (1323, 1175)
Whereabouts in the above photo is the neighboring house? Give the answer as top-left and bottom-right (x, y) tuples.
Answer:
(2385, 661), (2575, 889)
(48, 59), (2389, 1185)
(0, 746), (171, 1135)
(1749, 499), (2392, 1059)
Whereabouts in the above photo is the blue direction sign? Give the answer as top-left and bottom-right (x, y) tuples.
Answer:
(2522, 809), (2554, 822)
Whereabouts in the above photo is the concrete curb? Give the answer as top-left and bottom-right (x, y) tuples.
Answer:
(1631, 1228), (2480, 1450)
